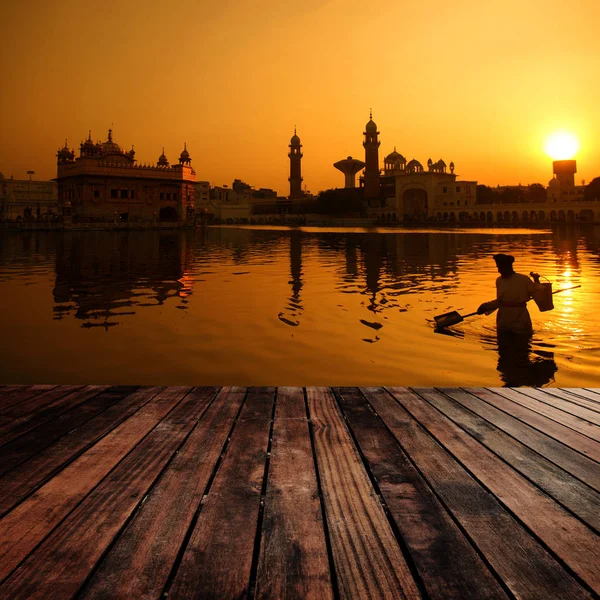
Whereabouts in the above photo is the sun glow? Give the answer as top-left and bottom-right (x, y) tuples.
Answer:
(544, 132), (580, 160)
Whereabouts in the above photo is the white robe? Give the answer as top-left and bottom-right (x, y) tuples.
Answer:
(488, 272), (538, 334)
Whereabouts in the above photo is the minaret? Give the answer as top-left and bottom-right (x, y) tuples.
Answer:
(363, 110), (381, 199)
(288, 127), (303, 199)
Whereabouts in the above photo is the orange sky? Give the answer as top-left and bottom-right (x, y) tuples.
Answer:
(1, 0), (598, 194)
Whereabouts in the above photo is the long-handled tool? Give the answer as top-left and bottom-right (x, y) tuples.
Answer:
(433, 285), (581, 329)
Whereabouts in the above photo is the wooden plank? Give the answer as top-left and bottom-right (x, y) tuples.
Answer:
(490, 388), (600, 442)
(551, 389), (600, 413)
(0, 387), (163, 516)
(365, 387), (593, 600)
(0, 385), (60, 415)
(469, 387), (600, 463)
(0, 386), (126, 477)
(0, 385), (100, 445)
(424, 388), (600, 532)
(167, 387), (275, 600)
(0, 386), (191, 584)
(79, 387), (244, 600)
(337, 388), (509, 600)
(446, 388), (600, 493)
(518, 388), (600, 425)
(0, 387), (219, 600)
(388, 387), (600, 594)
(255, 387), (333, 600)
(0, 386), (52, 411)
(307, 387), (421, 600)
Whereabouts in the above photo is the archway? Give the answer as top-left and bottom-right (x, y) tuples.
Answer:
(538, 210), (545, 221)
(159, 206), (178, 222)
(580, 209), (594, 222)
(402, 188), (428, 221)
(487, 212), (493, 222)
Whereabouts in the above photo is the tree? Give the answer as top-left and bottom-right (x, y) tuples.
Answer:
(584, 177), (600, 201)
(315, 188), (366, 215)
(476, 185), (495, 204)
(527, 183), (546, 203)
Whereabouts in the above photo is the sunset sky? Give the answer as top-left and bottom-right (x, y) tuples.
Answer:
(1, 0), (598, 194)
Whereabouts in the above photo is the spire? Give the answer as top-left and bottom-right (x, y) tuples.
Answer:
(370, 108), (372, 120)
(294, 125), (296, 135)
(88, 130), (92, 141)
(108, 128), (113, 142)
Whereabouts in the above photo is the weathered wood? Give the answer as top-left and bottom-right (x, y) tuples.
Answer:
(0, 386), (51, 412)
(337, 388), (509, 600)
(0, 385), (106, 446)
(492, 388), (600, 442)
(0, 386), (191, 584)
(255, 387), (333, 600)
(550, 389), (600, 414)
(0, 387), (219, 600)
(307, 387), (421, 600)
(389, 387), (600, 594)
(0, 385), (85, 422)
(470, 387), (600, 463)
(0, 386), (127, 477)
(0, 387), (163, 516)
(425, 388), (600, 532)
(167, 387), (275, 600)
(447, 388), (600, 493)
(519, 388), (600, 424)
(368, 387), (592, 600)
(80, 387), (245, 600)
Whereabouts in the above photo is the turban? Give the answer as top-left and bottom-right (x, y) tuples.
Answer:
(493, 253), (515, 267)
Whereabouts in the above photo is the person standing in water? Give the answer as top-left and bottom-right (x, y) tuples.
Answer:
(477, 253), (541, 335)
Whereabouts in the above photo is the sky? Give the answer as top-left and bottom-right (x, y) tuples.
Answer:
(0, 0), (598, 194)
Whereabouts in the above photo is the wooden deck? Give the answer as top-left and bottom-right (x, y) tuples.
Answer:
(0, 385), (599, 599)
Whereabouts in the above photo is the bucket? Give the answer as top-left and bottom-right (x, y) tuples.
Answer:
(533, 277), (554, 312)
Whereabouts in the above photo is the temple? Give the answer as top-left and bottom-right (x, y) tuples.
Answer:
(56, 130), (196, 224)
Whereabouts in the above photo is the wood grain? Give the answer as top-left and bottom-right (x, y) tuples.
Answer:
(308, 387), (421, 600)
(369, 387), (592, 600)
(337, 387), (508, 600)
(0, 387), (218, 600)
(255, 387), (333, 600)
(0, 386), (191, 584)
(390, 387), (600, 594)
(167, 387), (275, 600)
(80, 387), (244, 600)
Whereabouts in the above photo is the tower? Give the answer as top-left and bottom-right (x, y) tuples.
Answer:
(553, 160), (576, 187)
(333, 156), (365, 188)
(363, 110), (380, 199)
(288, 128), (303, 199)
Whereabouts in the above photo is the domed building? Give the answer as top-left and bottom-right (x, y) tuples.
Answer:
(56, 129), (197, 225)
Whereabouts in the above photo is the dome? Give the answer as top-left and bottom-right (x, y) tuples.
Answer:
(158, 147), (169, 166)
(102, 129), (123, 156)
(549, 177), (560, 187)
(290, 134), (301, 145)
(406, 159), (423, 172)
(385, 149), (406, 163)
(180, 143), (190, 159)
(365, 119), (377, 132)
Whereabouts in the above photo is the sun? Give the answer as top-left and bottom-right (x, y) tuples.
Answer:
(543, 131), (580, 160)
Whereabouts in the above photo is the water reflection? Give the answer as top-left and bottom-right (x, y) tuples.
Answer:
(52, 232), (195, 328)
(1, 225), (600, 386)
(495, 332), (558, 387)
(278, 230), (303, 328)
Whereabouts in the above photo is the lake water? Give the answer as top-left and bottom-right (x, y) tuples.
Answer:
(1, 225), (600, 387)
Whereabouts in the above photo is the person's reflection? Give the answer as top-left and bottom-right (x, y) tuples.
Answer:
(496, 331), (558, 387)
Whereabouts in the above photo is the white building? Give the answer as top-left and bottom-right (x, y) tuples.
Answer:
(0, 173), (58, 221)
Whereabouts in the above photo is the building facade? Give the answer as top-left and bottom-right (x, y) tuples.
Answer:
(0, 173), (58, 221)
(56, 130), (196, 224)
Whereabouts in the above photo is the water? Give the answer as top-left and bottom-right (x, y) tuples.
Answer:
(1, 225), (600, 387)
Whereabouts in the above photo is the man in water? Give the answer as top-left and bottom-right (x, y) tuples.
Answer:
(477, 253), (541, 335)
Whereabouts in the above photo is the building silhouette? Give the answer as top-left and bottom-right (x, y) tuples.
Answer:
(56, 130), (196, 224)
(288, 128), (303, 200)
(362, 111), (381, 200)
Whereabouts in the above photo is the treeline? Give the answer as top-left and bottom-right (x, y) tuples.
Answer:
(315, 188), (367, 215)
(476, 184), (546, 204)
(476, 177), (600, 204)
